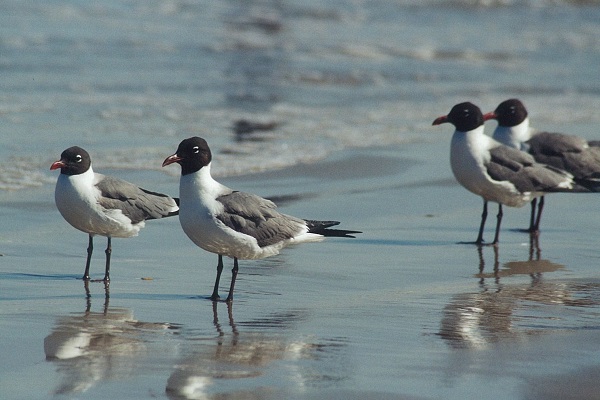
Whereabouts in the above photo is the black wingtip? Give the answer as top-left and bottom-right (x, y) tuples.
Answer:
(318, 228), (362, 238)
(574, 179), (600, 193)
(304, 220), (340, 230)
(304, 219), (361, 238)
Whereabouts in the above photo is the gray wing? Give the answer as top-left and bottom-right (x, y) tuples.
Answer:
(486, 145), (578, 193)
(95, 175), (179, 224)
(215, 191), (306, 248)
(527, 132), (600, 181)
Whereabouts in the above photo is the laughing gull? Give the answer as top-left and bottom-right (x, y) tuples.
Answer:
(162, 136), (360, 302)
(485, 98), (600, 232)
(432, 102), (585, 245)
(51, 146), (179, 282)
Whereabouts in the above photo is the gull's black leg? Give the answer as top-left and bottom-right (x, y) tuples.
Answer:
(528, 198), (538, 232)
(475, 200), (488, 245)
(225, 258), (239, 303)
(491, 204), (503, 245)
(533, 196), (544, 233)
(103, 237), (111, 283)
(83, 235), (93, 281)
(210, 255), (224, 301)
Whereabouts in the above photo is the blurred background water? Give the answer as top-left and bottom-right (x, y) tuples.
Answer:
(1, 0), (600, 190)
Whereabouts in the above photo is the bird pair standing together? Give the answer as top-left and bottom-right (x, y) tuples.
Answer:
(51, 138), (359, 302)
(433, 99), (600, 246)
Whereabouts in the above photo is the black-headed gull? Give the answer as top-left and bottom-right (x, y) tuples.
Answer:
(51, 146), (179, 282)
(433, 102), (585, 245)
(162, 136), (360, 302)
(485, 98), (600, 232)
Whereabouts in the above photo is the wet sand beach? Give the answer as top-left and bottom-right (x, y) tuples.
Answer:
(2, 139), (600, 399)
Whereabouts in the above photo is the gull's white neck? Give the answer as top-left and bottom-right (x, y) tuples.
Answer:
(492, 117), (532, 150)
(179, 163), (228, 202)
(451, 124), (492, 153)
(59, 165), (96, 192)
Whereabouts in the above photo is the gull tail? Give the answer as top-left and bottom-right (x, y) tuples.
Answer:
(574, 178), (600, 193)
(546, 177), (600, 193)
(539, 166), (600, 193)
(304, 220), (362, 238)
(169, 197), (181, 216)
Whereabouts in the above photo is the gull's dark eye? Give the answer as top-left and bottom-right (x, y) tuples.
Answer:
(509, 106), (516, 115)
(463, 109), (470, 117)
(193, 146), (199, 154)
(75, 154), (82, 163)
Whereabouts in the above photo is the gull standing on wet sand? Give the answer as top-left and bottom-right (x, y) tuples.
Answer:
(485, 98), (600, 232)
(162, 136), (361, 302)
(51, 146), (179, 282)
(432, 102), (586, 245)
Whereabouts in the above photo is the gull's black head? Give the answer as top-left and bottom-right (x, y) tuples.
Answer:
(50, 146), (92, 176)
(162, 136), (212, 176)
(432, 102), (484, 132)
(488, 98), (528, 127)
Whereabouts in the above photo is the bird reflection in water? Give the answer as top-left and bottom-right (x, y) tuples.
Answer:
(166, 302), (349, 400)
(438, 235), (600, 349)
(474, 234), (557, 286)
(44, 281), (179, 395)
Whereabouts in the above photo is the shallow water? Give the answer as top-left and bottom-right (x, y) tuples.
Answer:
(4, 142), (600, 399)
(2, 0), (600, 399)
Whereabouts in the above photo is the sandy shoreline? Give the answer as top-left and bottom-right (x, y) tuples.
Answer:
(2, 140), (600, 399)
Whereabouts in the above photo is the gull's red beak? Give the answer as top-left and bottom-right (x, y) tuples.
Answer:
(162, 154), (183, 167)
(50, 160), (66, 170)
(483, 111), (497, 121)
(432, 115), (448, 126)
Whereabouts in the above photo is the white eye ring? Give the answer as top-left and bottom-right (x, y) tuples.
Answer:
(193, 146), (199, 154)
(75, 155), (82, 162)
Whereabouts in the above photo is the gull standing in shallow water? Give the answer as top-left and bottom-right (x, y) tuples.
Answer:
(162, 136), (361, 302)
(432, 102), (586, 246)
(51, 146), (179, 282)
(485, 98), (600, 232)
